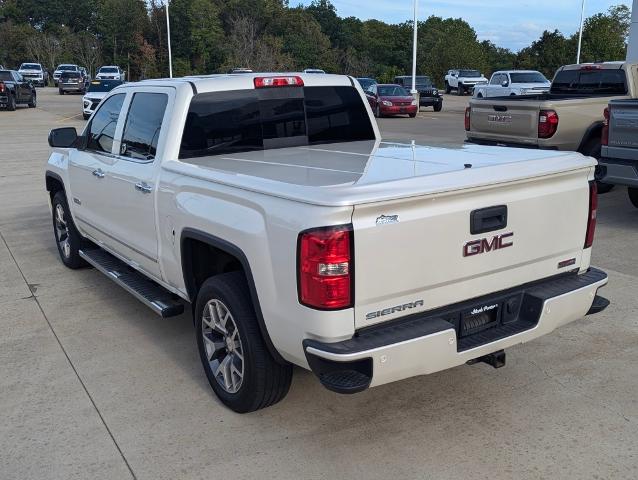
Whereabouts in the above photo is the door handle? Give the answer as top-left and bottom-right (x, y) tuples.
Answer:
(135, 182), (152, 194)
(92, 168), (105, 178)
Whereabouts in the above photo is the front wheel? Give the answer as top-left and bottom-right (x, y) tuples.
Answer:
(28, 93), (36, 108)
(195, 272), (292, 413)
(375, 105), (383, 118)
(445, 82), (451, 94)
(434, 103), (442, 112)
(59, 89), (64, 95)
(83, 113), (90, 120)
(457, 86), (464, 96)
(51, 192), (86, 269)
(409, 112), (417, 118)
(629, 187), (638, 208)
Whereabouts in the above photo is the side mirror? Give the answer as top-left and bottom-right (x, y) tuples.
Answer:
(48, 127), (78, 148)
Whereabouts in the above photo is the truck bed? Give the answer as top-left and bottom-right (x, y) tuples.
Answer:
(164, 140), (596, 206)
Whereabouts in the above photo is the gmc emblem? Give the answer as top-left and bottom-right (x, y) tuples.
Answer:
(463, 232), (514, 257)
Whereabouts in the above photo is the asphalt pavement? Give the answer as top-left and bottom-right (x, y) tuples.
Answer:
(1, 88), (636, 480)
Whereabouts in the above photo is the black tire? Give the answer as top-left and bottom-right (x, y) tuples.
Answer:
(409, 112), (417, 118)
(476, 92), (483, 98)
(581, 138), (614, 194)
(83, 113), (90, 120)
(445, 82), (451, 94)
(28, 93), (36, 108)
(629, 187), (638, 209)
(195, 272), (292, 413)
(51, 191), (86, 269)
(59, 89), (64, 95)
(457, 86), (464, 96)
(375, 105), (383, 118)
(6, 94), (16, 111)
(434, 103), (442, 112)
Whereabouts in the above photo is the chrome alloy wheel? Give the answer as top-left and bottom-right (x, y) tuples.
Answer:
(201, 299), (244, 394)
(54, 203), (71, 259)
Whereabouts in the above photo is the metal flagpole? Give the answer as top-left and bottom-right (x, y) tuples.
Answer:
(166, 0), (173, 78)
(576, 0), (586, 64)
(411, 0), (418, 96)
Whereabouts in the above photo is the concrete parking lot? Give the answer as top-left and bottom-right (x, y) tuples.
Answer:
(1, 88), (637, 480)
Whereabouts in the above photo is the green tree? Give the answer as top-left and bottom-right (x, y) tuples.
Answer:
(516, 30), (575, 78)
(579, 5), (630, 62)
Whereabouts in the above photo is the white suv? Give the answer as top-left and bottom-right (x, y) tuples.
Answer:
(96, 66), (125, 81)
(445, 69), (488, 96)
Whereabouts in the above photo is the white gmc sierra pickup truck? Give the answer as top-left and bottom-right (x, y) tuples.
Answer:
(45, 73), (609, 413)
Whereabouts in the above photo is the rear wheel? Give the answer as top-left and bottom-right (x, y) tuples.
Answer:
(59, 89), (64, 95)
(6, 94), (16, 111)
(445, 82), (451, 94)
(195, 272), (292, 413)
(581, 138), (614, 194)
(629, 188), (638, 208)
(51, 191), (86, 269)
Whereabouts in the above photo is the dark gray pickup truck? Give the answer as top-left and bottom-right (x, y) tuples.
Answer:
(600, 99), (638, 208)
(0, 70), (37, 111)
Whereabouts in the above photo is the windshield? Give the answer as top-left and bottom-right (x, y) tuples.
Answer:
(58, 65), (77, 71)
(179, 86), (375, 159)
(0, 72), (13, 81)
(459, 70), (481, 77)
(510, 72), (548, 83)
(414, 76), (432, 86)
(356, 78), (376, 90)
(88, 80), (123, 92)
(99, 67), (118, 73)
(550, 68), (627, 95)
(377, 85), (409, 96)
(20, 64), (41, 70)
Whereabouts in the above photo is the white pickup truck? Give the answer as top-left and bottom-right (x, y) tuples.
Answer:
(45, 73), (609, 412)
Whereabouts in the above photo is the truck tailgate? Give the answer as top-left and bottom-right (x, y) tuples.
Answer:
(469, 99), (540, 145)
(352, 168), (592, 329)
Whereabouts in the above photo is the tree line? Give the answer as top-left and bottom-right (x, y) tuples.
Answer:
(0, 0), (631, 85)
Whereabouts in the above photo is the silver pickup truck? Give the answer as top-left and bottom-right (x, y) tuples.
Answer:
(600, 99), (638, 208)
(45, 73), (609, 412)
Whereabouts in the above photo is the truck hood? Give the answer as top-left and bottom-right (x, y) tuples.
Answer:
(166, 140), (596, 206)
(83, 91), (108, 101)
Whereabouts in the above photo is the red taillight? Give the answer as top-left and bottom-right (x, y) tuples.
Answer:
(0, 82), (4, 93)
(538, 109), (559, 139)
(254, 76), (304, 88)
(601, 106), (610, 146)
(584, 181), (597, 249)
(298, 225), (352, 310)
(464, 106), (471, 131)
(580, 65), (602, 70)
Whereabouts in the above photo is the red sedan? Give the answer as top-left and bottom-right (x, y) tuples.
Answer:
(364, 84), (418, 118)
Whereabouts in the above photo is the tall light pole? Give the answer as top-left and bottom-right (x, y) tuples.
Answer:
(166, 0), (173, 78)
(576, 0), (586, 64)
(411, 0), (418, 98)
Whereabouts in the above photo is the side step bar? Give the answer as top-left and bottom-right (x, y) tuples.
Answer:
(79, 248), (185, 318)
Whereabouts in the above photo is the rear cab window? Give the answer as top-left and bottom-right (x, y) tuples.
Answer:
(551, 68), (627, 95)
(179, 85), (375, 159)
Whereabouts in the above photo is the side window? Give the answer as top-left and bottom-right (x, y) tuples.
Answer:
(87, 93), (125, 154)
(490, 74), (500, 85)
(120, 92), (168, 161)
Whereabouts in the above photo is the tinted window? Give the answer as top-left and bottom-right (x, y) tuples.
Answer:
(356, 78), (376, 90)
(88, 80), (123, 92)
(510, 72), (548, 83)
(120, 93), (168, 161)
(87, 94), (125, 154)
(0, 71), (12, 81)
(551, 69), (627, 94)
(179, 86), (375, 159)
(100, 67), (119, 73)
(61, 72), (81, 79)
(58, 65), (77, 71)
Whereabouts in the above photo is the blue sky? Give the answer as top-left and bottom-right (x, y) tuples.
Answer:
(296, 0), (631, 51)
